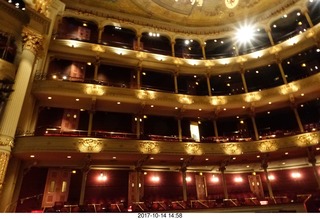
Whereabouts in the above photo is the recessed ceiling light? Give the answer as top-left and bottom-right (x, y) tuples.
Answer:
(67, 155), (71, 159)
(301, 93), (304, 96)
(285, 152), (288, 155)
(48, 97), (52, 100)
(113, 157), (116, 159)
(268, 102), (272, 104)
(205, 158), (209, 161)
(76, 99), (79, 101)
(30, 155), (35, 158)
(151, 105), (154, 108)
(257, 155), (260, 158)
(117, 102), (121, 104)
(150, 157), (154, 160)
(180, 158), (184, 160)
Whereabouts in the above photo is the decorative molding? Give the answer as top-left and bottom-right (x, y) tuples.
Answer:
(184, 143), (202, 155)
(258, 140), (278, 152)
(0, 135), (14, 148)
(221, 143), (242, 155)
(0, 152), (10, 190)
(77, 138), (103, 153)
(296, 133), (320, 147)
(139, 141), (160, 154)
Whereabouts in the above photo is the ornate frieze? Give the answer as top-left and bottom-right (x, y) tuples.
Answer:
(221, 143), (242, 155)
(77, 138), (103, 153)
(139, 141), (160, 154)
(296, 133), (319, 147)
(184, 143), (202, 155)
(258, 140), (278, 153)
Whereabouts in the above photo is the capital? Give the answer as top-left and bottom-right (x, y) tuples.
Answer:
(21, 28), (44, 55)
(0, 135), (14, 148)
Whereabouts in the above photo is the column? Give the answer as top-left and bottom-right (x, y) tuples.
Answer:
(181, 169), (188, 202)
(93, 57), (100, 81)
(174, 71), (179, 93)
(201, 43), (206, 60)
(265, 26), (275, 46)
(307, 147), (320, 190)
(249, 106), (260, 141)
(261, 160), (274, 201)
(136, 34), (142, 51)
(136, 115), (141, 139)
(87, 98), (96, 137)
(219, 166), (228, 199)
(206, 73), (212, 96)
(302, 9), (314, 28)
(79, 170), (88, 205)
(277, 58), (288, 84)
(177, 117), (182, 142)
(212, 118), (219, 138)
(0, 28), (43, 195)
(87, 111), (94, 137)
(0, 158), (23, 212)
(136, 67), (141, 89)
(171, 40), (175, 57)
(240, 68), (248, 93)
(98, 26), (104, 44)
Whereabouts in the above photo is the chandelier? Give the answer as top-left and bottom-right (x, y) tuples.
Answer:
(174, 0), (204, 7)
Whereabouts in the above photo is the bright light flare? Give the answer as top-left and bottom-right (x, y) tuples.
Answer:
(235, 25), (256, 44)
(211, 175), (219, 183)
(97, 173), (107, 181)
(151, 176), (160, 182)
(291, 172), (301, 179)
(234, 177), (243, 183)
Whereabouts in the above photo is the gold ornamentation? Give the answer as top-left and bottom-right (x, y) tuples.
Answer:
(184, 143), (202, 155)
(139, 141), (160, 154)
(221, 143), (242, 155)
(25, 0), (52, 16)
(78, 138), (103, 153)
(258, 140), (278, 152)
(296, 133), (319, 147)
(21, 28), (44, 55)
(0, 136), (14, 148)
(84, 84), (105, 96)
(0, 152), (10, 190)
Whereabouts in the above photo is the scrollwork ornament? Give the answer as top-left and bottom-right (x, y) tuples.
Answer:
(78, 138), (103, 153)
(258, 140), (278, 152)
(21, 28), (44, 55)
(297, 133), (319, 147)
(184, 143), (202, 155)
(221, 143), (242, 155)
(139, 141), (160, 154)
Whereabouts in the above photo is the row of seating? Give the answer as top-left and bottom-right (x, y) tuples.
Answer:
(41, 193), (311, 213)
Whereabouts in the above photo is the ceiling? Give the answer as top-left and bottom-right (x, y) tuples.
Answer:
(64, 0), (295, 27)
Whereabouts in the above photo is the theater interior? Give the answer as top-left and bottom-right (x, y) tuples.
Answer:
(0, 0), (320, 213)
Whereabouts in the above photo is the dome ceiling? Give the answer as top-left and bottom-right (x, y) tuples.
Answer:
(69, 0), (298, 27)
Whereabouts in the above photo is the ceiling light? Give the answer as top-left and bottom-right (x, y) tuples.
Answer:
(236, 24), (256, 44)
